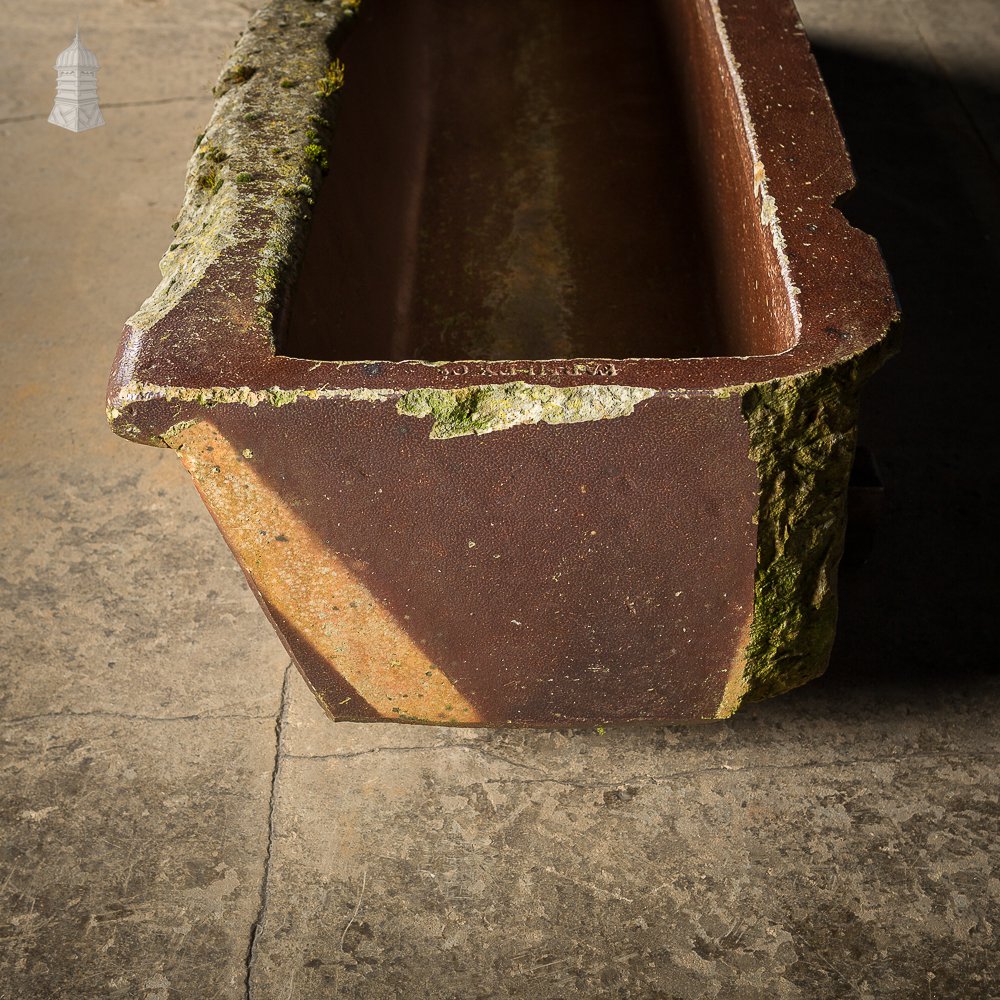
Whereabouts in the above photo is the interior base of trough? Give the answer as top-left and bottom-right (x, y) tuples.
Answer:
(282, 0), (725, 364)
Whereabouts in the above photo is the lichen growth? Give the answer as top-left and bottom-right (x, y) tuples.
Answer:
(108, 379), (660, 443)
(396, 382), (657, 439)
(105, 405), (143, 441)
(111, 381), (397, 416)
(160, 419), (197, 442)
(124, 0), (357, 339)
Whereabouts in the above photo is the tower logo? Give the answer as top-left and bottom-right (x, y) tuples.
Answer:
(49, 25), (105, 133)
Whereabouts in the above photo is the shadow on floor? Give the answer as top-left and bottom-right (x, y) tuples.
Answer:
(802, 44), (1000, 696)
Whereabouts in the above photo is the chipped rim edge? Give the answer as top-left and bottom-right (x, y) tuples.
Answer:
(107, 0), (899, 445)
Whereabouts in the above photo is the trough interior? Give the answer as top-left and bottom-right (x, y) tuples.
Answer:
(279, 0), (797, 363)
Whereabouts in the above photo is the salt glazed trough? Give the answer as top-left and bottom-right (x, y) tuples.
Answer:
(107, 0), (898, 726)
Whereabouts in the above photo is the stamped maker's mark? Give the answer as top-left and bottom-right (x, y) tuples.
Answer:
(437, 361), (619, 379)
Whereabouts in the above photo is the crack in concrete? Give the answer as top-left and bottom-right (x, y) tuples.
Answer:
(279, 745), (999, 792)
(474, 748), (1000, 789)
(0, 95), (206, 126)
(0, 709), (274, 726)
(244, 663), (292, 1000)
(282, 742), (543, 772)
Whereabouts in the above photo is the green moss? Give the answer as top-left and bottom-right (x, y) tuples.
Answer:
(235, 172), (254, 184)
(215, 63), (256, 95)
(739, 350), (886, 702)
(315, 59), (345, 97)
(267, 387), (305, 407)
(303, 142), (328, 170)
(397, 381), (657, 439)
(196, 166), (224, 195)
(279, 77), (299, 89)
(254, 261), (281, 324)
(202, 144), (228, 163)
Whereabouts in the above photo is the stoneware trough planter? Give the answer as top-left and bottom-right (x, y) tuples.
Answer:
(107, 0), (897, 726)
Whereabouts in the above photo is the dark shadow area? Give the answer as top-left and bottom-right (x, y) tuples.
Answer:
(809, 45), (1000, 694)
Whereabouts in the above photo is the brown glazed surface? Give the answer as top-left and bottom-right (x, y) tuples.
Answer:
(107, 0), (898, 725)
(174, 395), (758, 725)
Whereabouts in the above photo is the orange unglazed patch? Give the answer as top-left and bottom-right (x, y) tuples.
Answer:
(173, 421), (481, 724)
(714, 614), (752, 719)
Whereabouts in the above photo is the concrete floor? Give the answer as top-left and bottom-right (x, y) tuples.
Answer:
(1, 1), (997, 997)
